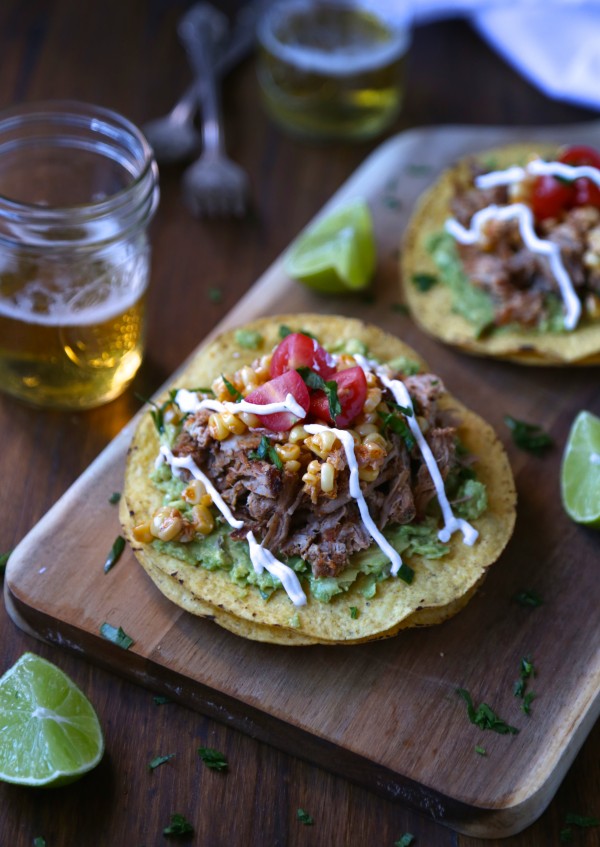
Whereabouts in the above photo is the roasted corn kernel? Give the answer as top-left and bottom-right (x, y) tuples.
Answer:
(151, 507), (184, 542)
(191, 504), (215, 535)
(208, 412), (231, 441)
(320, 461), (336, 493)
(132, 521), (153, 544)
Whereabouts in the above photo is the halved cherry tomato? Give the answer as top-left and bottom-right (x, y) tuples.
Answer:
(530, 174), (574, 221)
(559, 145), (600, 169)
(270, 332), (336, 380)
(309, 366), (367, 428)
(559, 144), (600, 210)
(244, 370), (310, 432)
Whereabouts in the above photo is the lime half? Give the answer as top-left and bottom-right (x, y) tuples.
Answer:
(561, 410), (600, 527)
(0, 653), (104, 786)
(284, 198), (376, 294)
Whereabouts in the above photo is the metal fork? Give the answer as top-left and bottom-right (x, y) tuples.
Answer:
(179, 3), (250, 218)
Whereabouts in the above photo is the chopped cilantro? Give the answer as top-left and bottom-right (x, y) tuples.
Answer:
(560, 812), (600, 843)
(297, 366), (341, 422)
(394, 835), (415, 847)
(103, 535), (125, 574)
(197, 746), (228, 771)
(163, 813), (194, 837)
(475, 745), (487, 756)
(514, 589), (543, 608)
(248, 435), (283, 470)
(504, 416), (553, 455)
(33, 839), (46, 847)
(521, 691), (536, 716)
(411, 272), (438, 292)
(149, 753), (175, 771)
(406, 163), (432, 176)
(349, 606), (359, 619)
(297, 809), (314, 825)
(207, 287), (222, 303)
(221, 374), (242, 402)
(378, 403), (415, 451)
(457, 688), (519, 735)
(514, 656), (536, 716)
(383, 194), (402, 210)
(100, 622), (134, 650)
(153, 695), (171, 705)
(278, 324), (318, 341)
(235, 328), (263, 350)
(108, 491), (121, 504)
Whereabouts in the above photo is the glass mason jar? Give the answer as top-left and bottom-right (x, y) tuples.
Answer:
(0, 100), (159, 410)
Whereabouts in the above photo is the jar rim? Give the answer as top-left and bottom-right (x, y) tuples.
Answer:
(0, 100), (159, 248)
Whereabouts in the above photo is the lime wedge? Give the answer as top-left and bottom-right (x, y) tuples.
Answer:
(561, 410), (600, 527)
(0, 653), (104, 786)
(284, 198), (376, 293)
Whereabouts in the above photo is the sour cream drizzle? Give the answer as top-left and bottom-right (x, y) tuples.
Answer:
(246, 531), (307, 606)
(304, 423), (405, 576)
(158, 445), (244, 529)
(444, 158), (600, 331)
(445, 202), (581, 330)
(174, 388), (306, 420)
(354, 354), (478, 547)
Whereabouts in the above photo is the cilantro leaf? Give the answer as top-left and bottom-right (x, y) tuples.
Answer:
(100, 622), (134, 650)
(221, 374), (242, 402)
(163, 813), (194, 836)
(0, 550), (11, 575)
(475, 745), (487, 756)
(504, 416), (553, 455)
(197, 746), (228, 772)
(297, 366), (341, 422)
(248, 435), (283, 470)
(297, 809), (314, 825)
(411, 272), (437, 292)
(564, 813), (600, 827)
(457, 688), (519, 735)
(378, 402), (414, 451)
(207, 287), (222, 303)
(279, 325), (318, 341)
(514, 655), (536, 715)
(33, 839), (46, 847)
(103, 535), (125, 574)
(349, 606), (359, 619)
(153, 695), (171, 705)
(108, 491), (121, 504)
(149, 753), (175, 771)
(394, 835), (415, 847)
(514, 589), (543, 608)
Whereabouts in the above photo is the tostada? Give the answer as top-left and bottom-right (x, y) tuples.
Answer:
(402, 142), (600, 364)
(120, 315), (516, 645)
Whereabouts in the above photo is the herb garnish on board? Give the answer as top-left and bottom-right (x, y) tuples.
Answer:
(457, 688), (519, 735)
(504, 415), (553, 455)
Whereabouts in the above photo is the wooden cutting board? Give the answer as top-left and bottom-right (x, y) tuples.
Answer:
(6, 124), (600, 839)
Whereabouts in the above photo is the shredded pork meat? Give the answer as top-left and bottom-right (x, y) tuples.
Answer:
(171, 374), (463, 579)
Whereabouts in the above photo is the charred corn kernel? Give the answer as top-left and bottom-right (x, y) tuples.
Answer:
(306, 458), (322, 475)
(182, 479), (207, 504)
(151, 507), (183, 542)
(320, 461), (335, 493)
(284, 459), (302, 473)
(238, 411), (260, 428)
(584, 250), (600, 269)
(200, 493), (213, 507)
(363, 441), (385, 461)
(239, 365), (258, 390)
(132, 521), (153, 544)
(275, 442), (301, 462)
(358, 466), (380, 482)
(306, 431), (337, 458)
(208, 412), (230, 441)
(363, 387), (382, 413)
(302, 471), (318, 487)
(364, 432), (387, 449)
(213, 374), (239, 402)
(356, 422), (378, 437)
(585, 292), (600, 319)
(221, 410), (247, 435)
(365, 370), (378, 387)
(255, 354), (272, 379)
(191, 504), (215, 535)
(289, 425), (308, 443)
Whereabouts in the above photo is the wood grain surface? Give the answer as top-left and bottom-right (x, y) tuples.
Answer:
(0, 2), (599, 847)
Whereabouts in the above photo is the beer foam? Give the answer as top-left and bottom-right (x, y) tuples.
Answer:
(0, 259), (148, 327)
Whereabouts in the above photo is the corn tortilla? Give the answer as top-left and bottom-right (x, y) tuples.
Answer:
(121, 314), (516, 645)
(402, 142), (600, 365)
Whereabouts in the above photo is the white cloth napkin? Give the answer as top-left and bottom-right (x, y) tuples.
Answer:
(404, 0), (600, 112)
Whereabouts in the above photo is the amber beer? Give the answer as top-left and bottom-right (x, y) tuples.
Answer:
(0, 249), (148, 409)
(0, 101), (159, 410)
(257, 1), (411, 141)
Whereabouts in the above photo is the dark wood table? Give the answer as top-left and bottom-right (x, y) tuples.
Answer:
(0, 2), (598, 845)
